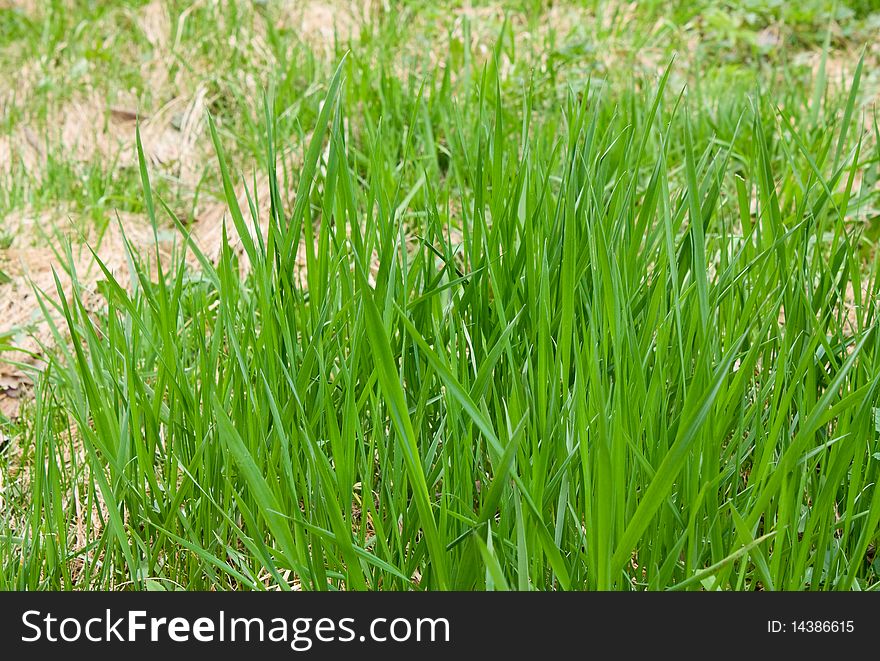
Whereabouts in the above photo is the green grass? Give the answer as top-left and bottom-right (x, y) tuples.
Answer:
(1, 1), (880, 590)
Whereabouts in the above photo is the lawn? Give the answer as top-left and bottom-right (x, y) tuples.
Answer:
(1, 0), (879, 590)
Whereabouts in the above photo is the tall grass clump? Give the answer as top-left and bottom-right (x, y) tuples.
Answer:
(5, 58), (880, 591)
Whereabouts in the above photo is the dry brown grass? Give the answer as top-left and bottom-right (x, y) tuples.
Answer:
(2, 0), (878, 422)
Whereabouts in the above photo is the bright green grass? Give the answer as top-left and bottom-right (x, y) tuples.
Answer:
(2, 44), (879, 590)
(2, 0), (880, 590)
